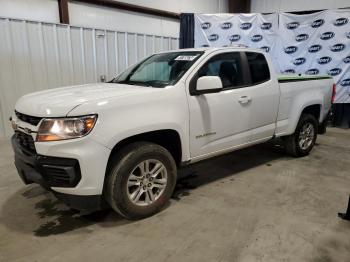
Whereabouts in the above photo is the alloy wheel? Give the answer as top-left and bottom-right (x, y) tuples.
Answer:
(298, 122), (315, 150)
(126, 159), (168, 206)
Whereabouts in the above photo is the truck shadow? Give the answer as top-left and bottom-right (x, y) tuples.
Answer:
(0, 140), (287, 237)
(1, 185), (130, 237)
(173, 141), (286, 200)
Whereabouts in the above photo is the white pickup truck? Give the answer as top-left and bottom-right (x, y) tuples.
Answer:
(11, 47), (334, 219)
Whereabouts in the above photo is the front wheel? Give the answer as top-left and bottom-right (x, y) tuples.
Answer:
(284, 114), (318, 157)
(105, 142), (177, 220)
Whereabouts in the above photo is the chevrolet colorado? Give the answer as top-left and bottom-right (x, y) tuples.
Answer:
(10, 47), (334, 219)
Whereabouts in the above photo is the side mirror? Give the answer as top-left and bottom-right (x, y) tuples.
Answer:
(195, 76), (222, 95)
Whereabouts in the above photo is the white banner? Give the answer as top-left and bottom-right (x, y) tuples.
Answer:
(195, 13), (278, 53)
(194, 10), (350, 103)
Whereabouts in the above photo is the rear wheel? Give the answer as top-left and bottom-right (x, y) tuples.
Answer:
(105, 142), (177, 220)
(284, 114), (318, 157)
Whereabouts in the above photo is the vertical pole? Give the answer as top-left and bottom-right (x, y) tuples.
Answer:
(228, 0), (250, 13)
(58, 0), (70, 24)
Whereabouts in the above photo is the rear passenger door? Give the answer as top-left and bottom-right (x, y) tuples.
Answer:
(244, 52), (280, 141)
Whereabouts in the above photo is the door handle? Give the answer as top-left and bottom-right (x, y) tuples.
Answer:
(238, 96), (252, 104)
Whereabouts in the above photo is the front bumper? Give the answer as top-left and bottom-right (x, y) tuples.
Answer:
(11, 134), (109, 211)
(12, 135), (82, 188)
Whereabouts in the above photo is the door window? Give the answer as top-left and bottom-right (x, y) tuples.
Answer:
(197, 52), (246, 89)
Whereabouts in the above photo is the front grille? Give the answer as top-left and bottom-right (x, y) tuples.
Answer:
(15, 131), (36, 154)
(15, 111), (42, 126)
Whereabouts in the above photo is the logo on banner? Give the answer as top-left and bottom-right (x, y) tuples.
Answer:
(221, 22), (233, 30)
(330, 44), (345, 52)
(201, 22), (211, 30)
(229, 34), (241, 42)
(296, 34), (309, 42)
(287, 22), (299, 30)
(328, 68), (342, 76)
(305, 69), (319, 75)
(260, 46), (270, 53)
(318, 56), (332, 64)
(208, 34), (219, 41)
(344, 56), (350, 63)
(240, 22), (252, 30)
(308, 45), (322, 53)
(285, 46), (298, 54)
(201, 44), (210, 47)
(347, 32), (350, 39)
(251, 35), (263, 42)
(261, 23), (272, 30)
(341, 79), (350, 86)
(294, 57), (306, 65)
(334, 18), (348, 26)
(284, 69), (296, 74)
(311, 19), (325, 28)
(320, 32), (334, 40)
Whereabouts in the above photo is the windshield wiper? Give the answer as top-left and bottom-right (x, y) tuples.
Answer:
(113, 80), (151, 87)
(144, 80), (171, 87)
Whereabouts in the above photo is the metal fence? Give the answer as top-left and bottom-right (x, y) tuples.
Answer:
(0, 17), (179, 137)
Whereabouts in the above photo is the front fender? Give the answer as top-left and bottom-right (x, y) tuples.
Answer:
(68, 86), (191, 162)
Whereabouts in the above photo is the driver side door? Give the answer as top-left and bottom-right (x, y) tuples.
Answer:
(187, 51), (253, 160)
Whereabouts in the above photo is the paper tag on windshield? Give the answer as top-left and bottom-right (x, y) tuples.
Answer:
(175, 55), (198, 61)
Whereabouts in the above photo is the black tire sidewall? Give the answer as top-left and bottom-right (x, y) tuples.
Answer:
(294, 114), (318, 156)
(107, 143), (177, 219)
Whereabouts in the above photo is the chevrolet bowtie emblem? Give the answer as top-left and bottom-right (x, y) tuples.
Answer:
(23, 127), (32, 134)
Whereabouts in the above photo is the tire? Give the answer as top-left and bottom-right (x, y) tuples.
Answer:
(284, 114), (318, 157)
(105, 142), (177, 220)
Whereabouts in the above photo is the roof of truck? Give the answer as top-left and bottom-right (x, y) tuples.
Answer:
(158, 46), (264, 54)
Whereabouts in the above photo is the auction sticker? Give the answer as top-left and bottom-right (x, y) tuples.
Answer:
(175, 55), (199, 61)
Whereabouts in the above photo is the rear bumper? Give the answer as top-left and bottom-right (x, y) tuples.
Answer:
(12, 135), (106, 211)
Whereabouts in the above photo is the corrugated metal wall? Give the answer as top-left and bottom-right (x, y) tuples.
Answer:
(0, 17), (179, 138)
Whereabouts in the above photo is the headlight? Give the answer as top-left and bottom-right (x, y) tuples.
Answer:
(36, 115), (97, 142)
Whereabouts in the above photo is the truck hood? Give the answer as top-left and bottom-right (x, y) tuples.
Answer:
(15, 83), (158, 117)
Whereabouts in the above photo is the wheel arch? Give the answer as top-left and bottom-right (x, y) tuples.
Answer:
(106, 129), (183, 170)
(291, 103), (322, 134)
(301, 104), (321, 122)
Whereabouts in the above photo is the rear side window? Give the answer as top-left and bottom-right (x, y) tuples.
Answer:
(246, 52), (270, 84)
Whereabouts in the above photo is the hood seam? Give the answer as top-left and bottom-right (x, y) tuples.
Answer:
(66, 103), (84, 117)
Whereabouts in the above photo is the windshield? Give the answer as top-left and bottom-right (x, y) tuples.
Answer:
(111, 51), (203, 88)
